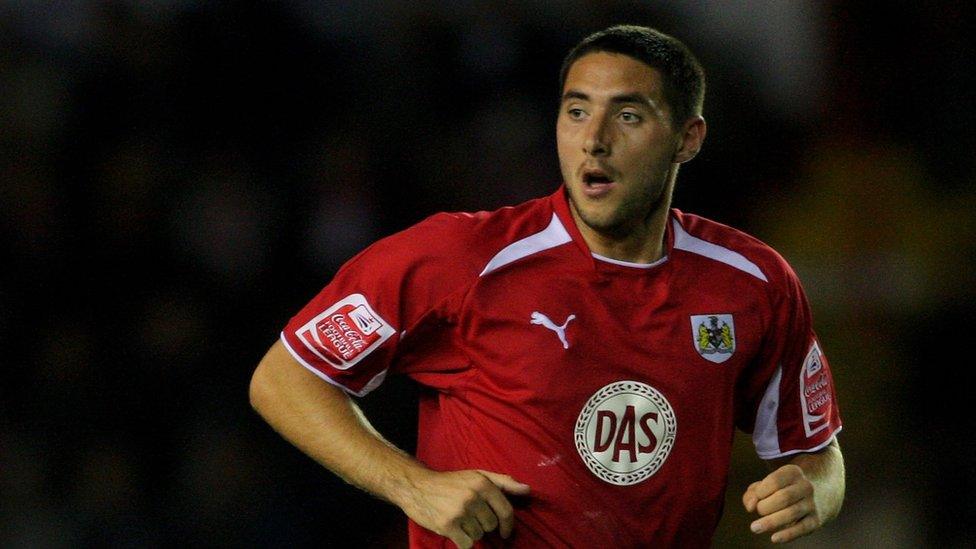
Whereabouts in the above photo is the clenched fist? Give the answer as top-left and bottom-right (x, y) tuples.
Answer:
(398, 469), (531, 548)
(743, 464), (822, 543)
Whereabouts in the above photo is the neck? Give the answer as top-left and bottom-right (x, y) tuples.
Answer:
(569, 174), (676, 265)
(571, 205), (670, 264)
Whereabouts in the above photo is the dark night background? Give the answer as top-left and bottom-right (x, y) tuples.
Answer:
(1, 1), (974, 547)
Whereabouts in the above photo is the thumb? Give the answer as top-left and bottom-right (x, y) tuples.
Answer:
(477, 470), (531, 495)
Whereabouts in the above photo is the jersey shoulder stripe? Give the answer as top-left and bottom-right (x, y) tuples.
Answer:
(479, 213), (572, 276)
(672, 217), (769, 282)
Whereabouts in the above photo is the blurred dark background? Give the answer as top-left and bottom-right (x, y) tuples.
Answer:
(1, 1), (974, 547)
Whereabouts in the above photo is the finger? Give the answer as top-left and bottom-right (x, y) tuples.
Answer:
(754, 465), (803, 500)
(481, 484), (516, 538)
(478, 470), (531, 496)
(472, 499), (499, 534)
(742, 481), (761, 513)
(770, 514), (819, 543)
(755, 482), (809, 517)
(750, 503), (810, 535)
(447, 528), (474, 549)
(460, 517), (485, 542)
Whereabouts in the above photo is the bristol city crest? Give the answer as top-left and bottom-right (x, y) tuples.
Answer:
(574, 381), (677, 486)
(690, 314), (736, 363)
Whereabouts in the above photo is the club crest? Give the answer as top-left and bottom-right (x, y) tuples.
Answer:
(690, 314), (735, 363)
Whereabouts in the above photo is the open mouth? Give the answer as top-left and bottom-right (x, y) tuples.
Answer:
(581, 169), (616, 197)
(583, 169), (614, 186)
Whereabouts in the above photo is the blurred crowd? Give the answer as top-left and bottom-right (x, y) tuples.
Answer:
(1, 1), (974, 547)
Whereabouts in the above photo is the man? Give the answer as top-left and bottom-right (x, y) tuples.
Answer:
(250, 25), (844, 547)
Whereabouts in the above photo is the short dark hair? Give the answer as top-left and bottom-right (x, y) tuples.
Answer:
(559, 25), (705, 125)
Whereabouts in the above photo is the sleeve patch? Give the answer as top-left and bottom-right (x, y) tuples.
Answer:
(800, 341), (832, 437)
(294, 293), (395, 370)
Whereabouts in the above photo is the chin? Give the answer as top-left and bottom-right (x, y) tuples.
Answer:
(577, 206), (626, 234)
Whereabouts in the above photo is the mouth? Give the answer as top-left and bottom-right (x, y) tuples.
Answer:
(580, 168), (616, 197)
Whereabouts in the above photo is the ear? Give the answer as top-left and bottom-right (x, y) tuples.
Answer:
(673, 116), (706, 164)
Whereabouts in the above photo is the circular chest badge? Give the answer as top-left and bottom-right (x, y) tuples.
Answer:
(574, 381), (677, 486)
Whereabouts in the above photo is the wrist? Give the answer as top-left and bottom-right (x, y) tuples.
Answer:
(383, 457), (434, 511)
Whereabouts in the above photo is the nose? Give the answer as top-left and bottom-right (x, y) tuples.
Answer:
(583, 112), (611, 157)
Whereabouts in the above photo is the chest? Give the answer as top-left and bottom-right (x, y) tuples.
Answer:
(458, 265), (767, 410)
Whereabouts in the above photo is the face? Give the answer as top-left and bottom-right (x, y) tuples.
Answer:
(557, 52), (684, 238)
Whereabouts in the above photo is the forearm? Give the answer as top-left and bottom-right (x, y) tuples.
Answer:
(745, 437), (845, 543)
(783, 438), (845, 522)
(249, 340), (428, 507)
(251, 340), (531, 547)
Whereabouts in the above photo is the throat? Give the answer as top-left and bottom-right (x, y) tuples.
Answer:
(585, 226), (665, 264)
(571, 207), (668, 264)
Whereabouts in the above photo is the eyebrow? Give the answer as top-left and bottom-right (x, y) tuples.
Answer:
(561, 90), (652, 106)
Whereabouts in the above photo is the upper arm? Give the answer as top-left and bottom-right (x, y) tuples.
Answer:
(278, 213), (486, 396)
(739, 258), (843, 460)
(249, 339), (351, 418)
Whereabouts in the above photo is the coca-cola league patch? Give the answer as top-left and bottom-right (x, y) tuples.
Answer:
(800, 341), (833, 437)
(295, 294), (395, 370)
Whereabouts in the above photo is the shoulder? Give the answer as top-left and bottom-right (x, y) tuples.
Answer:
(358, 194), (557, 281)
(672, 210), (799, 291)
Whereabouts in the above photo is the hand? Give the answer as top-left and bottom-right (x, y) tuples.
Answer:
(398, 468), (531, 548)
(742, 464), (822, 544)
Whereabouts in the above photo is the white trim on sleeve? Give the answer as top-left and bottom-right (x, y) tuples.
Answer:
(280, 332), (386, 397)
(755, 429), (842, 460)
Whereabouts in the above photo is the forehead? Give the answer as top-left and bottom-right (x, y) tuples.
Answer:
(562, 51), (663, 98)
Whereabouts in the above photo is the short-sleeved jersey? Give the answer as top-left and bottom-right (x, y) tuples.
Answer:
(281, 187), (842, 548)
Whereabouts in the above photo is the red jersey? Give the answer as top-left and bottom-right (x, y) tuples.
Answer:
(281, 187), (842, 548)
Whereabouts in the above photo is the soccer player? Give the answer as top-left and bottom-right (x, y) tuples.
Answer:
(250, 25), (844, 547)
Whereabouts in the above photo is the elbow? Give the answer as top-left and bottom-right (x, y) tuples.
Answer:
(251, 339), (293, 415)
(249, 359), (274, 417)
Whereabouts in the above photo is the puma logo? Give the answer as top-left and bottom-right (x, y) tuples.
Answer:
(530, 311), (576, 349)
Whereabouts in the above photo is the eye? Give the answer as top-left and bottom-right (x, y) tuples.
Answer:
(567, 107), (586, 120)
(619, 111), (642, 123)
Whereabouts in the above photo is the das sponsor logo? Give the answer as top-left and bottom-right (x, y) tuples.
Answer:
(690, 313), (736, 363)
(574, 381), (677, 486)
(295, 294), (395, 370)
(800, 341), (833, 437)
